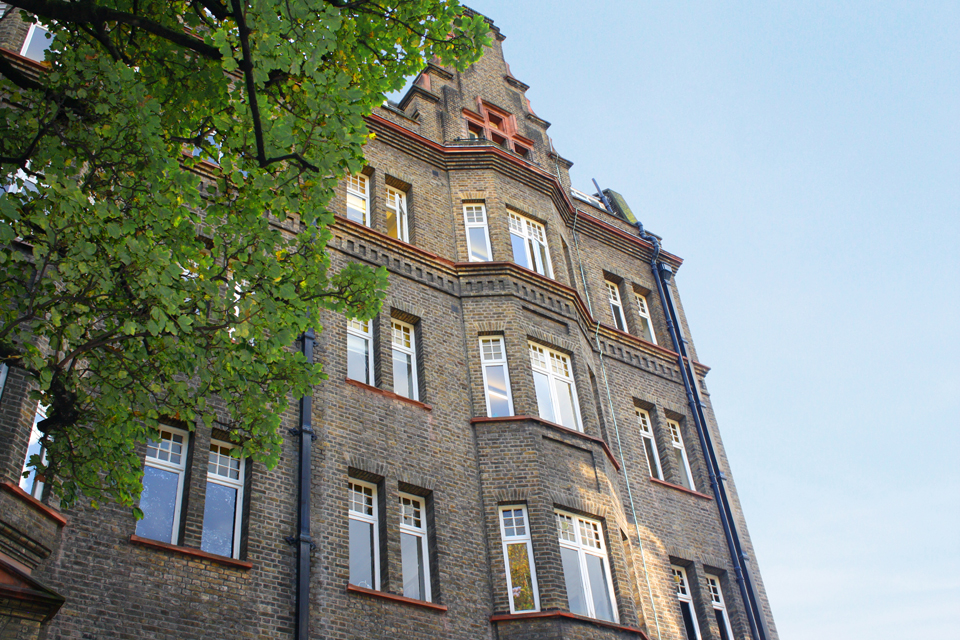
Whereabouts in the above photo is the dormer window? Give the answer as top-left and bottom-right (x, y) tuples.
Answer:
(463, 101), (536, 159)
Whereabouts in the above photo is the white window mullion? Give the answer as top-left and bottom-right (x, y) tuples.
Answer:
(530, 343), (582, 431)
(349, 480), (379, 590)
(386, 187), (408, 242)
(137, 426), (189, 545)
(464, 204), (493, 262)
(499, 506), (540, 613)
(391, 320), (418, 400)
(668, 419), (696, 491)
(636, 408), (663, 480)
(635, 294), (657, 345)
(399, 493), (431, 601)
(480, 337), (514, 417)
(347, 318), (374, 385)
(346, 174), (370, 226)
(202, 440), (245, 558)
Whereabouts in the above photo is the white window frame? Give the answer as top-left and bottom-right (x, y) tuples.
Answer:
(529, 343), (582, 431)
(668, 419), (696, 491)
(634, 293), (658, 345)
(19, 403), (48, 499)
(202, 440), (245, 558)
(20, 21), (52, 63)
(463, 203), (493, 262)
(480, 337), (514, 417)
(508, 211), (552, 277)
(555, 510), (619, 623)
(605, 280), (628, 333)
(346, 174), (370, 226)
(499, 505), (540, 613)
(385, 186), (409, 242)
(391, 319), (418, 401)
(672, 565), (703, 640)
(348, 479), (380, 590)
(138, 425), (189, 544)
(636, 408), (663, 480)
(707, 574), (736, 640)
(399, 492), (431, 602)
(0, 363), (7, 403)
(346, 318), (374, 385)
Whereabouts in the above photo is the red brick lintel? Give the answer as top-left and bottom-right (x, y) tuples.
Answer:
(346, 584), (449, 612)
(129, 534), (253, 569)
(470, 416), (621, 471)
(649, 477), (713, 500)
(490, 611), (650, 639)
(0, 480), (67, 526)
(345, 378), (434, 411)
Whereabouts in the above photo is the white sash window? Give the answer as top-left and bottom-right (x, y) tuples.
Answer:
(529, 343), (582, 431)
(555, 511), (618, 622)
(480, 337), (514, 417)
(463, 204), (492, 262)
(499, 506), (540, 613)
(347, 174), (370, 225)
(508, 212), (552, 277)
(636, 408), (663, 480)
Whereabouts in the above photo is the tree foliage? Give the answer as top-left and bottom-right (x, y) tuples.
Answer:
(0, 0), (489, 509)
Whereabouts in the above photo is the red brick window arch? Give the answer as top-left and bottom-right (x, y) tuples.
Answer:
(463, 100), (535, 159)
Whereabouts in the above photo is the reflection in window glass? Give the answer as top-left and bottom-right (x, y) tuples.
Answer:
(348, 480), (378, 590)
(500, 507), (539, 613)
(201, 441), (244, 558)
(480, 337), (514, 418)
(137, 427), (188, 544)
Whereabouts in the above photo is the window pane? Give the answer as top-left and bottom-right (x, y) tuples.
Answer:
(533, 370), (557, 423)
(386, 207), (399, 239)
(401, 531), (425, 600)
(535, 241), (550, 277)
(347, 334), (369, 383)
(468, 227), (490, 261)
(393, 349), (414, 399)
(555, 379), (578, 430)
(346, 193), (366, 224)
(19, 431), (43, 495)
(674, 449), (693, 489)
(585, 554), (615, 622)
(201, 482), (238, 557)
(136, 466), (180, 543)
(639, 317), (654, 343)
(560, 546), (588, 616)
(511, 233), (530, 269)
(349, 518), (375, 589)
(486, 365), (511, 417)
(680, 601), (700, 640)
(507, 542), (536, 612)
(23, 26), (52, 62)
(715, 610), (730, 640)
(644, 438), (661, 479)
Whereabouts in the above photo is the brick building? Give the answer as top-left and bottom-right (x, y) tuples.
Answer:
(0, 9), (778, 640)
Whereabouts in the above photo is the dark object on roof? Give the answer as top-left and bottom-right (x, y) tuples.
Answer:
(602, 189), (638, 225)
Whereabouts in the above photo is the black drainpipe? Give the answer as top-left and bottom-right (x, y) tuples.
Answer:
(288, 328), (316, 639)
(637, 223), (769, 640)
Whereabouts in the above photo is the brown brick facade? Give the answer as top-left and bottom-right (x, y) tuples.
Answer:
(0, 10), (776, 640)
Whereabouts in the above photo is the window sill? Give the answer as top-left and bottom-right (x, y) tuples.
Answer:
(0, 480), (67, 526)
(471, 415), (621, 471)
(649, 477), (713, 500)
(345, 378), (432, 411)
(490, 611), (649, 638)
(129, 535), (253, 569)
(346, 584), (447, 612)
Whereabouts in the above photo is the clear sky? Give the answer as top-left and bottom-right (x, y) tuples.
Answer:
(461, 2), (960, 638)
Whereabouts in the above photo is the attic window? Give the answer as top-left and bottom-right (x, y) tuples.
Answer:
(463, 101), (536, 160)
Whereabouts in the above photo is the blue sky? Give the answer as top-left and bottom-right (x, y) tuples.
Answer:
(462, 2), (960, 638)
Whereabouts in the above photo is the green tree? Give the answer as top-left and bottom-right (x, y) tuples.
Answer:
(0, 0), (489, 511)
